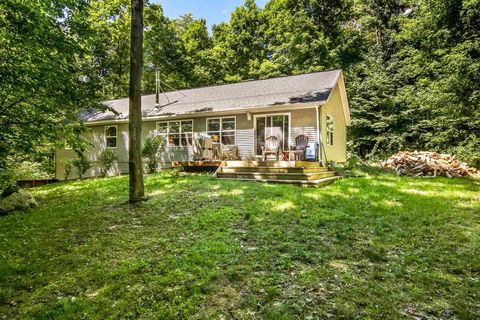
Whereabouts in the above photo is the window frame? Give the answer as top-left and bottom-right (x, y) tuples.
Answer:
(326, 114), (334, 146)
(206, 116), (237, 145)
(156, 119), (194, 147)
(105, 125), (118, 149)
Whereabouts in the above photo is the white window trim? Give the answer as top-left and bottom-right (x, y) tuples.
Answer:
(156, 119), (194, 147)
(206, 116), (237, 145)
(105, 125), (118, 149)
(326, 114), (334, 146)
(253, 112), (291, 157)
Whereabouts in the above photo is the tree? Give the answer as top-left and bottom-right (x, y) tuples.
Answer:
(213, 0), (266, 81)
(144, 4), (189, 92)
(83, 0), (132, 99)
(176, 16), (217, 86)
(0, 0), (105, 191)
(128, 0), (145, 202)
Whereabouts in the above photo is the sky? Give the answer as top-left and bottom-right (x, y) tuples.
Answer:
(153, 0), (268, 30)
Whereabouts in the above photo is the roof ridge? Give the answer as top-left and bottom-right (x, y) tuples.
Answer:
(103, 69), (341, 103)
(153, 88), (334, 108)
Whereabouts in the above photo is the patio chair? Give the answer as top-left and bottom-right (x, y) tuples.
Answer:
(222, 145), (240, 160)
(262, 136), (280, 161)
(294, 134), (309, 160)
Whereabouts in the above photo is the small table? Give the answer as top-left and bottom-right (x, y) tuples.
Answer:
(282, 150), (304, 161)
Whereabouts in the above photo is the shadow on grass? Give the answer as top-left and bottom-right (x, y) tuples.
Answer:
(0, 171), (479, 319)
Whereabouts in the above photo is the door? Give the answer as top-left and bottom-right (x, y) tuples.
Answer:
(255, 114), (290, 157)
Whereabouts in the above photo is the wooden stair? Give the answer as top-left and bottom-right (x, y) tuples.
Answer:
(216, 161), (340, 187)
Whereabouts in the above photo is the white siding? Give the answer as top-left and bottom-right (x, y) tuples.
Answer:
(291, 108), (318, 146)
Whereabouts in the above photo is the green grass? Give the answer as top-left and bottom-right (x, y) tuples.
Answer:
(0, 170), (479, 319)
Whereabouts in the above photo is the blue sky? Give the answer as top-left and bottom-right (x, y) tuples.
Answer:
(152, 0), (268, 29)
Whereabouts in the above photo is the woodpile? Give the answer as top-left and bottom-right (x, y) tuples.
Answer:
(382, 151), (478, 178)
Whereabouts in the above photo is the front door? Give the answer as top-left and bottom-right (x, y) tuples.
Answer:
(255, 114), (290, 157)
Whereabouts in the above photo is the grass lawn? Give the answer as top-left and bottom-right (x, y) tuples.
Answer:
(0, 170), (479, 319)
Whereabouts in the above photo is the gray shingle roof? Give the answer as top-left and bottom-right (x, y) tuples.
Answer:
(83, 69), (341, 122)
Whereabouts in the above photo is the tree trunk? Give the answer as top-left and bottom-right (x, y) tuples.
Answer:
(128, 0), (145, 202)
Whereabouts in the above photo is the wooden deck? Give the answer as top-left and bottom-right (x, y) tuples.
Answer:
(172, 160), (223, 167)
(171, 160), (223, 172)
(172, 160), (340, 187)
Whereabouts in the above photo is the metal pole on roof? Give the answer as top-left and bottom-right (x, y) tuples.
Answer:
(155, 68), (160, 106)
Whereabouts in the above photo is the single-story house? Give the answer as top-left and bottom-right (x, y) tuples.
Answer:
(55, 69), (351, 181)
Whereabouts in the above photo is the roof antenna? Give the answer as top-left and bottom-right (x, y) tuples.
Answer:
(155, 68), (160, 107)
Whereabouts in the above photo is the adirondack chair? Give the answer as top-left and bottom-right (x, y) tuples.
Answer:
(295, 134), (309, 160)
(262, 136), (280, 161)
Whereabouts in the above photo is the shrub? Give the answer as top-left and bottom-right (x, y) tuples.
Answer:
(72, 151), (92, 179)
(15, 161), (52, 180)
(98, 149), (118, 177)
(142, 135), (164, 174)
(63, 159), (74, 180)
(0, 166), (16, 197)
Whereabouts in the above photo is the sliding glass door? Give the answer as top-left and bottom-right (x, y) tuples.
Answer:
(255, 114), (290, 156)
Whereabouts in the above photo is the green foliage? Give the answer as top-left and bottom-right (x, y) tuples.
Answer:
(142, 135), (164, 174)
(346, 0), (480, 164)
(14, 162), (53, 180)
(57, 0), (479, 165)
(0, 0), (105, 168)
(72, 151), (92, 180)
(0, 163), (16, 196)
(0, 172), (479, 318)
(63, 159), (74, 181)
(98, 149), (118, 177)
(3, 0), (479, 172)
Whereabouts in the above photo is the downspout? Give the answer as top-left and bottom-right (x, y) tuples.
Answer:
(316, 105), (323, 165)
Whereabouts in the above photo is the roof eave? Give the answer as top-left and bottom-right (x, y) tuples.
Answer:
(83, 101), (327, 126)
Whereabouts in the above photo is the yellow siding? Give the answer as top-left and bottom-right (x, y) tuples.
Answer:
(321, 84), (347, 163)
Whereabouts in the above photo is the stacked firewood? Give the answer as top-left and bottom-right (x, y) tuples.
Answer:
(382, 151), (478, 178)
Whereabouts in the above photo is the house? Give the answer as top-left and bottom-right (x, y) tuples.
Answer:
(55, 69), (351, 182)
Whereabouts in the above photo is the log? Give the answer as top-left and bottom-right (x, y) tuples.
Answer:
(382, 151), (478, 178)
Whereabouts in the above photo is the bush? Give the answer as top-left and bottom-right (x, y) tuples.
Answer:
(142, 135), (164, 174)
(0, 166), (16, 197)
(98, 149), (118, 177)
(72, 151), (92, 179)
(15, 161), (53, 180)
(63, 159), (74, 180)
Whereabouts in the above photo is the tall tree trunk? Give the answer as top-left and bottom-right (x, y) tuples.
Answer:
(128, 0), (145, 202)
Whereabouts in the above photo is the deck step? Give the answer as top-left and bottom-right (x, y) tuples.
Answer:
(217, 175), (341, 187)
(221, 166), (329, 174)
(217, 171), (335, 181)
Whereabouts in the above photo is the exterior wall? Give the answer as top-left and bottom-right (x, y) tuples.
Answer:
(54, 105), (341, 179)
(321, 84), (347, 163)
(55, 123), (129, 180)
(290, 108), (318, 147)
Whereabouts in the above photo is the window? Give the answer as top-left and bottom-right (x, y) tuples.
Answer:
(207, 117), (236, 145)
(105, 125), (117, 148)
(157, 120), (193, 146)
(326, 115), (334, 146)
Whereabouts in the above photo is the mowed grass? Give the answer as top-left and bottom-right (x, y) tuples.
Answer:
(0, 170), (479, 319)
